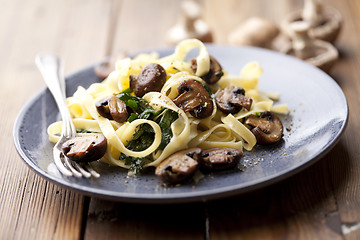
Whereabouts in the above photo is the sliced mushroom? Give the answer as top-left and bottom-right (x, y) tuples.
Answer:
(191, 56), (223, 84)
(200, 148), (243, 171)
(95, 96), (113, 119)
(130, 63), (167, 97)
(155, 148), (202, 184)
(62, 134), (107, 163)
(173, 80), (213, 119)
(108, 96), (128, 123)
(216, 86), (252, 114)
(245, 111), (283, 145)
(95, 96), (128, 123)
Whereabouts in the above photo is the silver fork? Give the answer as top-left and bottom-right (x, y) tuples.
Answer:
(35, 54), (100, 178)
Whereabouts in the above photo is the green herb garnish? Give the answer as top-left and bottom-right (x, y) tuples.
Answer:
(76, 129), (93, 133)
(116, 90), (179, 174)
(157, 109), (179, 150)
(116, 92), (148, 112)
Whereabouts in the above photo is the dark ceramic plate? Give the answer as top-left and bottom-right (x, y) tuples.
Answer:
(13, 45), (348, 203)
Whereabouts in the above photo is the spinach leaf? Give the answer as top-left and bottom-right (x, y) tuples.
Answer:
(116, 90), (179, 174)
(122, 88), (133, 94)
(116, 92), (148, 112)
(119, 154), (152, 175)
(127, 113), (139, 122)
(126, 128), (154, 151)
(137, 108), (165, 120)
(76, 129), (92, 133)
(116, 91), (164, 122)
(156, 109), (179, 150)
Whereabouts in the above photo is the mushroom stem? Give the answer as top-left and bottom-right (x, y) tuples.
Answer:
(302, 0), (323, 27)
(290, 22), (316, 60)
(181, 0), (199, 33)
(166, 0), (213, 45)
(282, 21), (338, 72)
(281, 0), (342, 43)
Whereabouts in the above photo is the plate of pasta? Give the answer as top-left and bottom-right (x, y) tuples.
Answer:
(14, 39), (348, 203)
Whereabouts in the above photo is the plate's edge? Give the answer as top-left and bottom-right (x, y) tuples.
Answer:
(13, 45), (349, 204)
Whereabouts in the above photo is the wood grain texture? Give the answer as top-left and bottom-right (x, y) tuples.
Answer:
(207, 157), (342, 240)
(0, 0), (111, 239)
(110, 0), (181, 54)
(84, 199), (205, 240)
(325, 0), (360, 238)
(1, 0), (360, 239)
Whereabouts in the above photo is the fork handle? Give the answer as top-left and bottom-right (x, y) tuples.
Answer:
(35, 54), (73, 134)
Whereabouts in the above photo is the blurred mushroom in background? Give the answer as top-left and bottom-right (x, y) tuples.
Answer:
(94, 52), (127, 80)
(228, 17), (279, 49)
(166, 0), (213, 45)
(281, 21), (338, 72)
(281, 0), (342, 43)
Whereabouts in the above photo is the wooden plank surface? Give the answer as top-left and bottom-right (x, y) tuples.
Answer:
(0, 0), (111, 239)
(85, 199), (206, 240)
(1, 0), (360, 239)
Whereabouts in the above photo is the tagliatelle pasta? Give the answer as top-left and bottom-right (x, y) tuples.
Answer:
(47, 39), (289, 175)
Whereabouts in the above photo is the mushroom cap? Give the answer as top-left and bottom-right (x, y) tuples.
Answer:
(245, 111), (284, 145)
(191, 56), (224, 84)
(281, 6), (342, 43)
(200, 147), (243, 171)
(94, 61), (113, 80)
(94, 53), (127, 80)
(131, 63), (167, 97)
(228, 17), (280, 48)
(108, 96), (128, 123)
(215, 86), (252, 114)
(155, 148), (202, 184)
(281, 21), (339, 72)
(62, 134), (108, 162)
(286, 39), (338, 72)
(95, 96), (114, 120)
(173, 80), (214, 119)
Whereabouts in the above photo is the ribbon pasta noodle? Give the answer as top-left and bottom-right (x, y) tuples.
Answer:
(47, 39), (289, 175)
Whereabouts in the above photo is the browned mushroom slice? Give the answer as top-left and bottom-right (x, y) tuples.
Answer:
(95, 96), (113, 119)
(200, 147), (243, 171)
(191, 56), (223, 84)
(245, 111), (283, 145)
(130, 63), (167, 97)
(155, 148), (202, 184)
(108, 96), (128, 123)
(216, 86), (252, 114)
(173, 80), (213, 119)
(96, 96), (128, 123)
(62, 134), (107, 163)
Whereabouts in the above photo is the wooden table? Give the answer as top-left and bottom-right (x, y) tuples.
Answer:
(1, 0), (359, 239)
